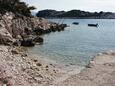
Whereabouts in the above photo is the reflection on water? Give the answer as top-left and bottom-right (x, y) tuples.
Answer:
(29, 19), (115, 66)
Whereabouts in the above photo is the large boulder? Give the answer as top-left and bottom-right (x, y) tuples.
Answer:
(33, 36), (44, 44)
(0, 12), (15, 45)
(0, 28), (14, 45)
(20, 39), (35, 47)
(0, 20), (14, 45)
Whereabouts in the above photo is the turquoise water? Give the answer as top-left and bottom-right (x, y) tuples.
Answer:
(29, 19), (115, 66)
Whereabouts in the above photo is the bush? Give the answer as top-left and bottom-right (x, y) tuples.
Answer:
(0, 0), (36, 17)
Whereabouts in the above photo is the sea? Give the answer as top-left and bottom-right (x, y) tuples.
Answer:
(28, 19), (115, 66)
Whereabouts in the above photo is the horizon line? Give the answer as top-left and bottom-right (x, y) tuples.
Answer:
(32, 9), (115, 13)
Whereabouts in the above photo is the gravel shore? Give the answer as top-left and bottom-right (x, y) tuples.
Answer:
(55, 51), (115, 86)
(0, 45), (115, 86)
(0, 45), (67, 86)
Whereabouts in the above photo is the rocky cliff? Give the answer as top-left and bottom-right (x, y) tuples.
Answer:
(0, 12), (52, 45)
(0, 0), (67, 46)
(0, 12), (67, 46)
(0, 0), (51, 46)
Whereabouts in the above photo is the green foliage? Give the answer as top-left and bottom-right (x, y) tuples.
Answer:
(0, 0), (36, 17)
(36, 9), (65, 18)
(36, 9), (113, 18)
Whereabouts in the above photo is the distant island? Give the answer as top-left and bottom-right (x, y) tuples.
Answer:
(36, 9), (115, 19)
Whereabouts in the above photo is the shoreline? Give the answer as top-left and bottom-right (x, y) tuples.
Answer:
(0, 12), (67, 47)
(0, 45), (115, 86)
(1, 0), (115, 86)
(0, 45), (63, 86)
(55, 50), (115, 86)
(0, 45), (84, 86)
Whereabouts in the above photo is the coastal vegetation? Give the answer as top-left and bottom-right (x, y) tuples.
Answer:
(36, 9), (115, 19)
(0, 0), (36, 17)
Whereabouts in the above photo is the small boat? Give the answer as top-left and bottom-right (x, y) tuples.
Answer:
(72, 22), (79, 25)
(88, 24), (98, 27)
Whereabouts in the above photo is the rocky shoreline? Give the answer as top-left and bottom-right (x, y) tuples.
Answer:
(0, 45), (84, 86)
(0, 1), (115, 85)
(0, 46), (67, 86)
(1, 46), (115, 86)
(0, 12), (67, 47)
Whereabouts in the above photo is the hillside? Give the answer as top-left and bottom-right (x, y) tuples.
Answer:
(36, 9), (115, 19)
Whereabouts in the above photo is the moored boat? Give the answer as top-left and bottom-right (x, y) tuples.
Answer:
(88, 24), (98, 27)
(72, 22), (79, 25)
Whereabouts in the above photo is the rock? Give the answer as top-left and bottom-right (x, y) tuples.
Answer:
(33, 36), (44, 44)
(33, 28), (45, 35)
(46, 65), (49, 68)
(21, 53), (28, 57)
(21, 39), (35, 47)
(11, 49), (19, 54)
(11, 47), (27, 54)
(97, 53), (103, 56)
(24, 27), (32, 35)
(0, 27), (14, 45)
(36, 63), (42, 66)
(13, 40), (21, 46)
(33, 59), (38, 62)
(0, 12), (67, 46)
(58, 24), (67, 31)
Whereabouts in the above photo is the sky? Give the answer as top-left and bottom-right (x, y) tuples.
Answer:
(23, 0), (115, 12)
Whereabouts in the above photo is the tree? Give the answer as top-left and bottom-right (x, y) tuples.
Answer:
(0, 0), (36, 17)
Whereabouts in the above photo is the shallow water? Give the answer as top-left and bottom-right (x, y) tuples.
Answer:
(29, 19), (115, 66)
